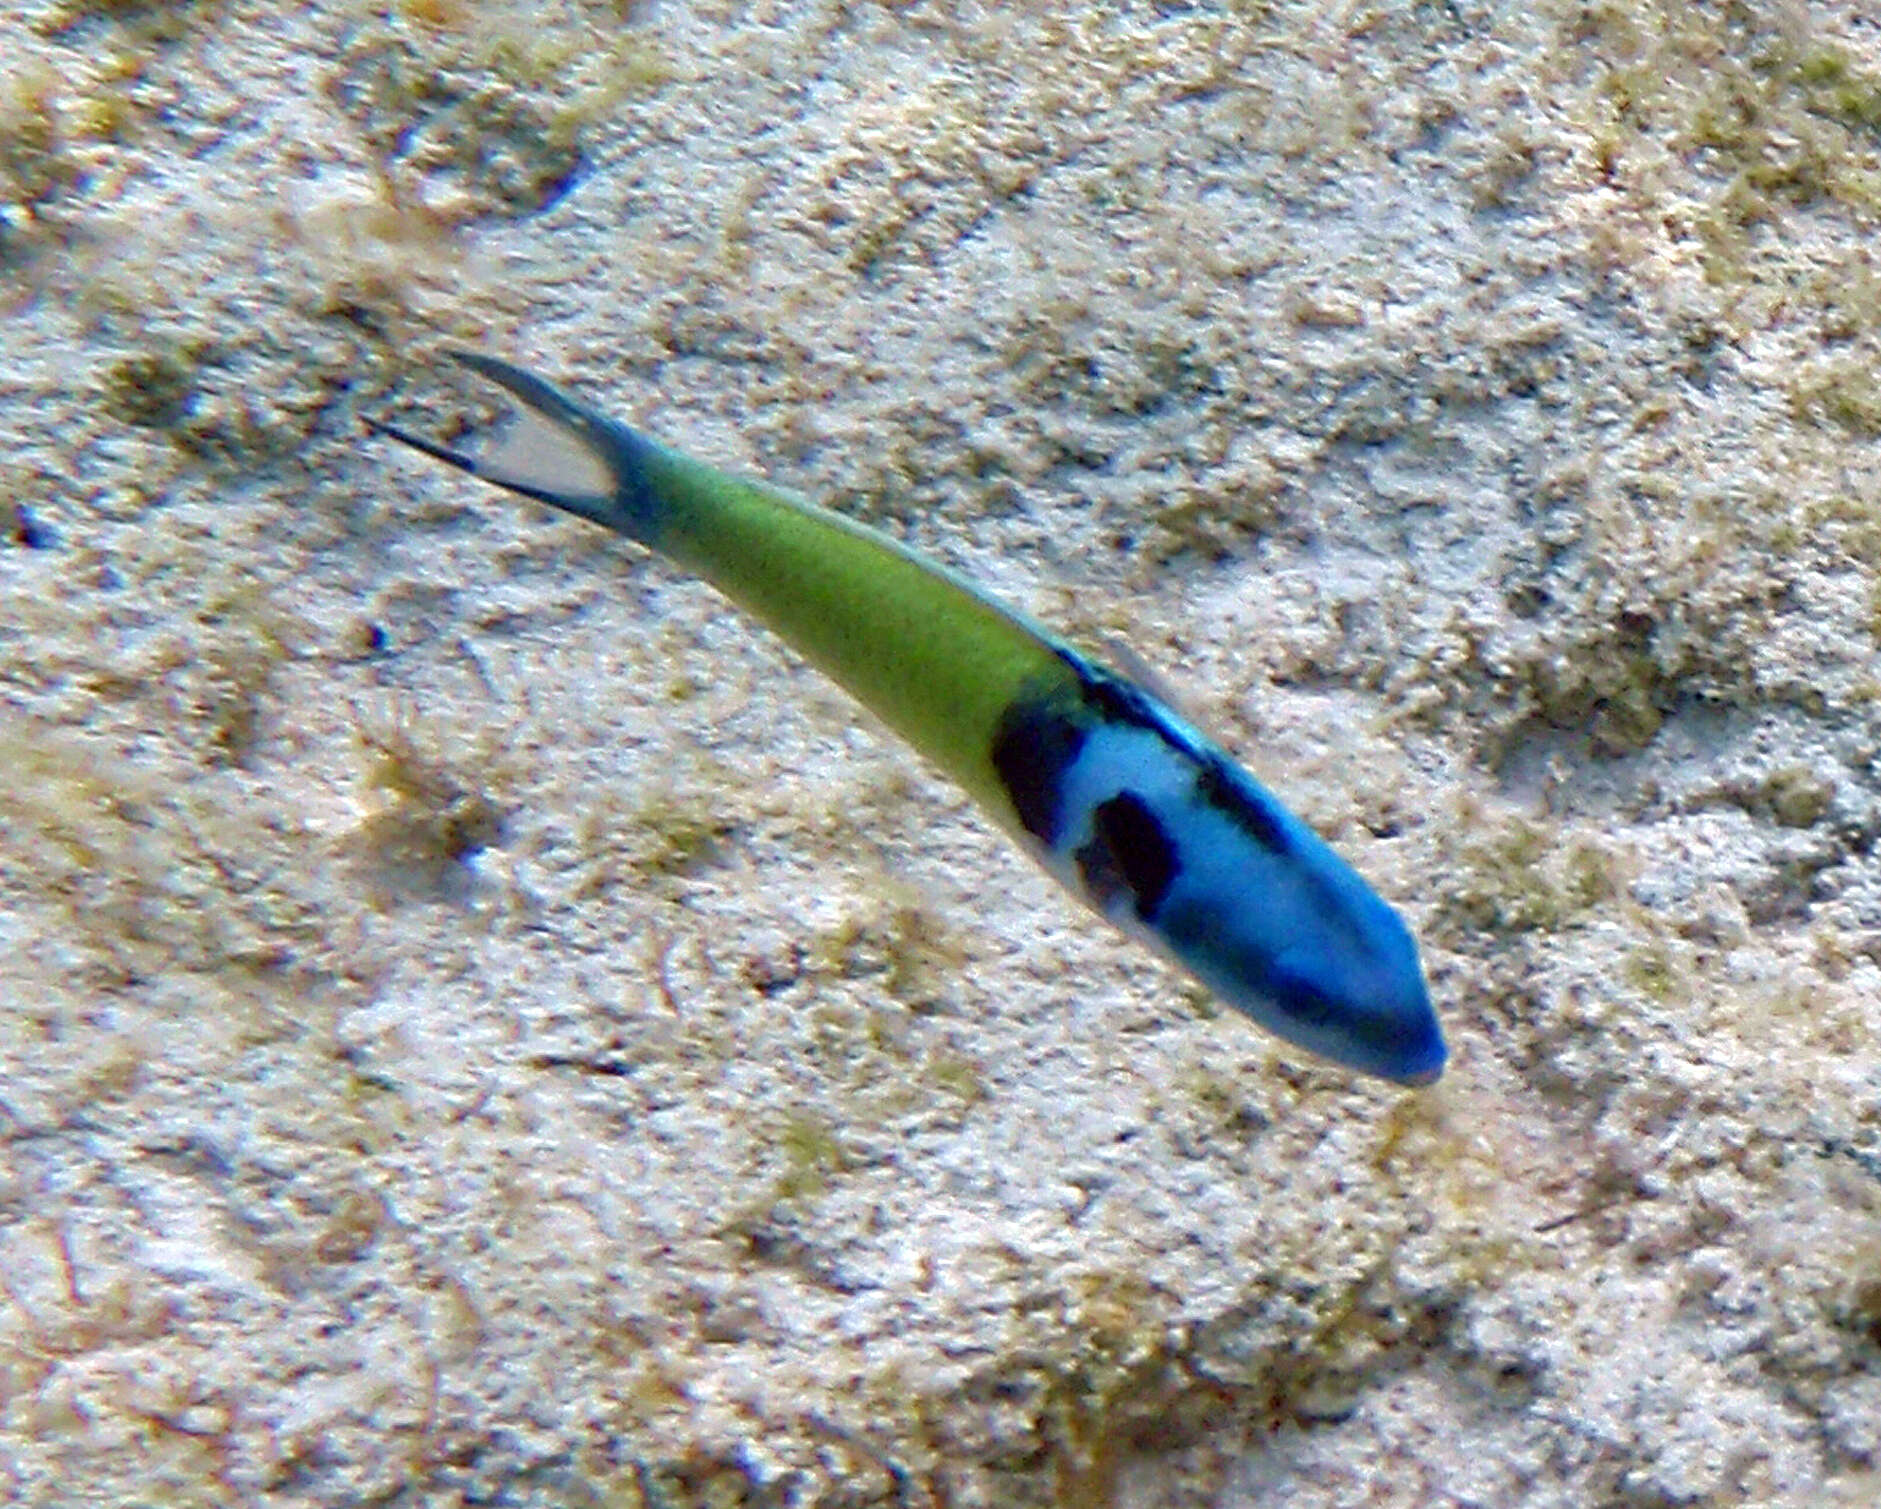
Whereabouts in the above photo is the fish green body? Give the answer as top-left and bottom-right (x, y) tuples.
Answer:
(609, 440), (1070, 835)
(370, 351), (1446, 1084)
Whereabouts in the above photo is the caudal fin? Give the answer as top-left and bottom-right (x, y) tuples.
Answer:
(367, 351), (631, 529)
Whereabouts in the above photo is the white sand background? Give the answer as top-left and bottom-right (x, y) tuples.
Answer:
(4, 0), (1881, 1503)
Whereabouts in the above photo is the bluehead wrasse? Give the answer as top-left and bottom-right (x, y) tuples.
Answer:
(368, 351), (1446, 1085)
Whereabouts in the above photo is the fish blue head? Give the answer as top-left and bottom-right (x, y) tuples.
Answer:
(1028, 679), (1449, 1086)
(1261, 909), (1445, 1085)
(1160, 855), (1445, 1085)
(1158, 824), (1452, 1083)
(1122, 752), (1447, 1085)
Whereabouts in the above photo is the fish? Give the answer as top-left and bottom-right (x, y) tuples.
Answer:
(368, 351), (1445, 1084)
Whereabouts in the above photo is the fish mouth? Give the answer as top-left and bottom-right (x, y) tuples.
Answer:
(1377, 1035), (1447, 1087)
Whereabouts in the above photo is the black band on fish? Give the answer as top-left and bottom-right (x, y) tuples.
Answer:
(990, 689), (1088, 846)
(1194, 757), (1291, 858)
(1076, 791), (1179, 922)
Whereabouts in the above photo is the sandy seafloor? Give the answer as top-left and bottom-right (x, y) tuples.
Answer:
(5, 0), (1881, 1503)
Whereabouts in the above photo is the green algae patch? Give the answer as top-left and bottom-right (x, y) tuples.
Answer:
(1431, 814), (1623, 943)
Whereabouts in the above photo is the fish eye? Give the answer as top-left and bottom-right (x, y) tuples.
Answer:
(1264, 956), (1342, 1029)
